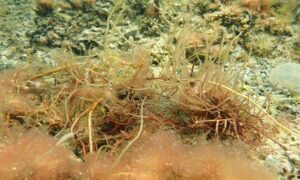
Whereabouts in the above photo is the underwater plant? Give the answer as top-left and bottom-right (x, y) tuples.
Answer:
(0, 130), (78, 179)
(1, 0), (300, 178)
(0, 130), (276, 180)
(35, 0), (55, 16)
(70, 0), (96, 10)
(240, 0), (272, 14)
(246, 32), (276, 57)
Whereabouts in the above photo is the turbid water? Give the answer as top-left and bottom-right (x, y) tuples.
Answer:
(0, 0), (299, 179)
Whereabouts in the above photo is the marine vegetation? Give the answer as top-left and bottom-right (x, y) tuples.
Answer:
(0, 0), (299, 179)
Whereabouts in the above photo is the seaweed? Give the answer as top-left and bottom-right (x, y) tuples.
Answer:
(0, 0), (299, 178)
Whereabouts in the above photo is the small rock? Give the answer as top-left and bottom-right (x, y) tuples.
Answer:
(269, 63), (300, 93)
(265, 155), (292, 174)
(286, 150), (300, 167)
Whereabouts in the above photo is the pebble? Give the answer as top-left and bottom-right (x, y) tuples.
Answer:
(265, 155), (292, 174)
(269, 63), (300, 93)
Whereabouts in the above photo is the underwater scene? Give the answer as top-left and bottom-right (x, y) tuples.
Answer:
(0, 0), (299, 179)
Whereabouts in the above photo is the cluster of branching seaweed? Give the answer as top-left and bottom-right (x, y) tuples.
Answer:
(1, 0), (299, 156)
(0, 37), (297, 160)
(0, 48), (151, 157)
